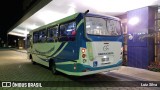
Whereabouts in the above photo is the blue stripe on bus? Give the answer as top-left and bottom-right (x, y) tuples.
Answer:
(55, 42), (79, 61)
(54, 21), (86, 62)
(87, 35), (123, 42)
(35, 46), (55, 55)
(36, 42), (67, 62)
(85, 13), (120, 20)
(37, 56), (49, 62)
(50, 42), (66, 57)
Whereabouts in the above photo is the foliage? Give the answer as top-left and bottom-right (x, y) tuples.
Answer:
(148, 62), (160, 72)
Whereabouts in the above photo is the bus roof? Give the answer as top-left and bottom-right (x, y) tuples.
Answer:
(30, 13), (80, 33)
(85, 13), (120, 21)
(30, 12), (120, 33)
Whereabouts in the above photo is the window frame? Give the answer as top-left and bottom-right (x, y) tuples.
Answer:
(59, 20), (77, 42)
(38, 28), (47, 43)
(85, 16), (122, 36)
(33, 31), (39, 43)
(26, 34), (31, 48)
(33, 28), (48, 43)
(47, 25), (59, 42)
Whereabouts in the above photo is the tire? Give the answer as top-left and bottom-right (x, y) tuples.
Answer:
(51, 61), (58, 75)
(31, 58), (36, 65)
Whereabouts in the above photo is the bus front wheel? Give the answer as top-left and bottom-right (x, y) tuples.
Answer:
(30, 55), (36, 65)
(31, 59), (36, 65)
(51, 61), (58, 75)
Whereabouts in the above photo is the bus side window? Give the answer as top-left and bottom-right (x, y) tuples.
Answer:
(39, 29), (47, 43)
(33, 32), (39, 43)
(47, 26), (58, 42)
(59, 21), (76, 42)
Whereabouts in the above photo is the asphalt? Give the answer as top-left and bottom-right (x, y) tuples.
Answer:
(110, 66), (160, 81)
(0, 48), (159, 90)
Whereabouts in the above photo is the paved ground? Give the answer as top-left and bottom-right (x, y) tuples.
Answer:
(110, 66), (160, 81)
(0, 48), (159, 90)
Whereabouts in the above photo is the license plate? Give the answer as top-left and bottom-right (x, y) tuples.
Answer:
(102, 58), (109, 62)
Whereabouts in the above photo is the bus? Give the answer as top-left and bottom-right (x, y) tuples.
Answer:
(27, 12), (123, 76)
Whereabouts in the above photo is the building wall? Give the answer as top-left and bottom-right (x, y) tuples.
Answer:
(127, 7), (156, 69)
(18, 38), (25, 49)
(155, 13), (160, 63)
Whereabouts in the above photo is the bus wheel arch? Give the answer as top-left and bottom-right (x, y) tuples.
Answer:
(29, 54), (32, 59)
(30, 54), (36, 65)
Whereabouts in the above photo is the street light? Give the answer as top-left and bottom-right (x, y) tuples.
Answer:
(128, 17), (140, 26)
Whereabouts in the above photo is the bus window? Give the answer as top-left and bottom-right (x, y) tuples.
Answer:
(39, 29), (47, 42)
(47, 26), (58, 42)
(59, 21), (76, 41)
(107, 19), (121, 35)
(86, 17), (121, 36)
(33, 32), (39, 43)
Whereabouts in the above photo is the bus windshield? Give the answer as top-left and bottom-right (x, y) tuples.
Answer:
(86, 17), (121, 36)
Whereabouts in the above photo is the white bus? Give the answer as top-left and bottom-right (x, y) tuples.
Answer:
(27, 12), (123, 76)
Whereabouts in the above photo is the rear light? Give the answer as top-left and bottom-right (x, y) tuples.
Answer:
(121, 47), (123, 51)
(120, 47), (123, 55)
(82, 48), (85, 53)
(83, 59), (87, 63)
(82, 54), (86, 58)
(81, 48), (88, 64)
(74, 63), (76, 70)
